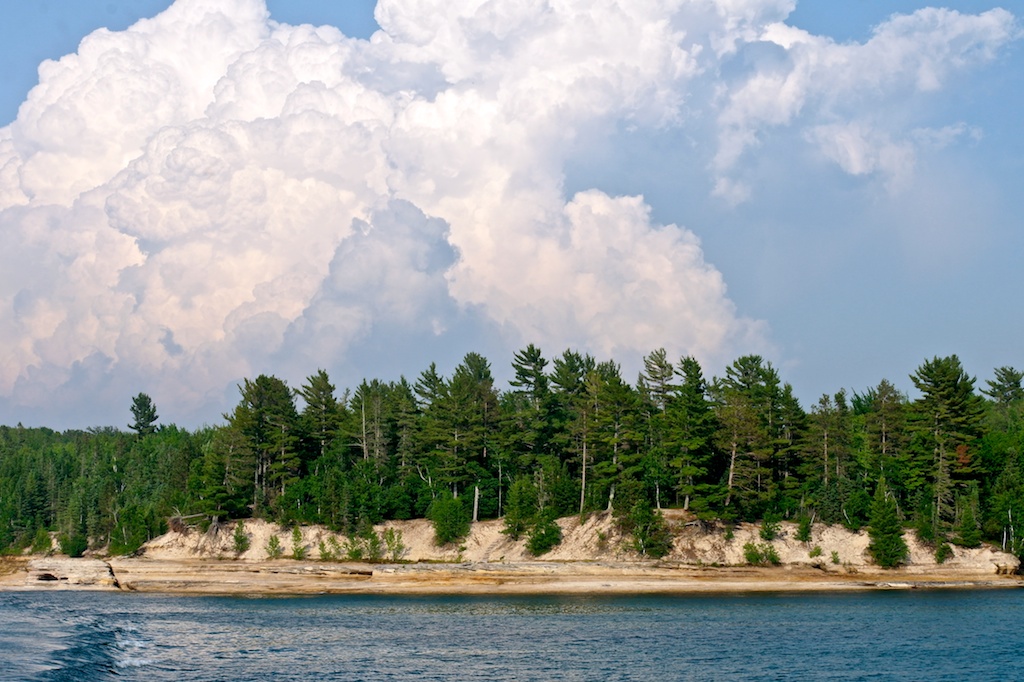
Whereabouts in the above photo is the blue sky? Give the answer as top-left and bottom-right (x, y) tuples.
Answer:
(0, 0), (1021, 427)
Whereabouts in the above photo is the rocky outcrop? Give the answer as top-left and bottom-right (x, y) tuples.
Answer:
(26, 558), (120, 589)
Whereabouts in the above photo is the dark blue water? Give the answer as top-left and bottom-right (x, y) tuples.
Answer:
(1, 589), (1021, 680)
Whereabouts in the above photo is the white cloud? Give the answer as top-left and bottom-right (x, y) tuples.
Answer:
(0, 0), (1017, 425)
(713, 7), (1017, 195)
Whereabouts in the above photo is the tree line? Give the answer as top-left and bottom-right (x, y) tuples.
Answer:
(1, 348), (1022, 561)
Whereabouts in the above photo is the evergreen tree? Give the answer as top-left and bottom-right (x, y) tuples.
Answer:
(129, 393), (159, 436)
(868, 479), (908, 568)
(910, 355), (985, 537)
(665, 356), (717, 514)
(982, 366), (1024, 406)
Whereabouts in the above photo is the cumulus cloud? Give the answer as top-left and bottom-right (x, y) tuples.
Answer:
(0, 0), (1016, 425)
(712, 7), (1018, 199)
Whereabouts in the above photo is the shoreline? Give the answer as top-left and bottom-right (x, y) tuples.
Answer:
(3, 556), (1021, 596)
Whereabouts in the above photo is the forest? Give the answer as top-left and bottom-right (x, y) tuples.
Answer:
(1, 347), (1022, 564)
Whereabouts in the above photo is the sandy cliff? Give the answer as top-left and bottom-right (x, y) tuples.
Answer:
(5, 512), (1021, 594)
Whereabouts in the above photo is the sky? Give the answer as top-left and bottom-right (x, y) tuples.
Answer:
(0, 0), (1021, 429)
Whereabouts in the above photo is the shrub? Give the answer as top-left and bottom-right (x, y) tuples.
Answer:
(360, 521), (384, 563)
(954, 505), (981, 548)
(743, 542), (781, 566)
(383, 528), (407, 562)
(526, 509), (562, 556)
(628, 501), (673, 559)
(831, 550), (840, 565)
(344, 535), (364, 561)
(502, 477), (538, 540)
(30, 527), (52, 555)
(232, 521), (250, 555)
(428, 492), (470, 546)
(59, 532), (88, 558)
(266, 534), (283, 559)
(318, 540), (335, 562)
(291, 527), (307, 560)
(808, 545), (823, 558)
(796, 515), (813, 543)
(759, 515), (781, 541)
(935, 542), (953, 564)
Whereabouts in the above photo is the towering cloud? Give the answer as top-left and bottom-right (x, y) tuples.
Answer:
(0, 0), (1016, 425)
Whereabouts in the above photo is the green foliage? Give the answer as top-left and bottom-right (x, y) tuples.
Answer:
(526, 509), (562, 556)
(129, 393), (159, 436)
(831, 551), (840, 564)
(109, 504), (164, 556)
(808, 545), (823, 558)
(796, 515), (813, 543)
(4, 350), (1024, 563)
(266, 534), (283, 559)
(935, 542), (953, 564)
(290, 527), (307, 560)
(383, 528), (406, 562)
(59, 532), (88, 558)
(503, 476), (538, 540)
(627, 501), (673, 559)
(428, 492), (470, 546)
(344, 535), (364, 561)
(954, 487), (982, 548)
(743, 542), (780, 566)
(233, 521), (250, 554)
(759, 515), (781, 541)
(31, 527), (52, 554)
(318, 540), (335, 562)
(359, 520), (384, 562)
(868, 480), (908, 568)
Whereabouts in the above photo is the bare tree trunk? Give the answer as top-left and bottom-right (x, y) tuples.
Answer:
(725, 438), (737, 507)
(472, 486), (480, 524)
(579, 436), (587, 515)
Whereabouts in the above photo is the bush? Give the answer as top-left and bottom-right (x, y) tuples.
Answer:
(831, 550), (840, 565)
(954, 506), (981, 548)
(759, 515), (781, 541)
(503, 477), (538, 540)
(935, 542), (953, 564)
(344, 535), (364, 561)
(628, 501), (673, 559)
(808, 545), (823, 558)
(59, 532), (88, 558)
(428, 492), (470, 546)
(359, 520), (384, 562)
(796, 516), (813, 543)
(291, 527), (307, 560)
(318, 540), (335, 562)
(266, 534), (283, 559)
(526, 509), (562, 556)
(743, 542), (781, 566)
(383, 528), (406, 562)
(233, 521), (250, 554)
(30, 527), (52, 555)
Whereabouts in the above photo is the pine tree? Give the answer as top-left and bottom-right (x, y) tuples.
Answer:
(868, 479), (908, 568)
(129, 393), (159, 436)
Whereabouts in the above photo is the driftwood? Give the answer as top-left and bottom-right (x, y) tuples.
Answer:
(168, 513), (206, 534)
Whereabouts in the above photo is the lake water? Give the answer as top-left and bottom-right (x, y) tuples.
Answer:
(1, 589), (1021, 680)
